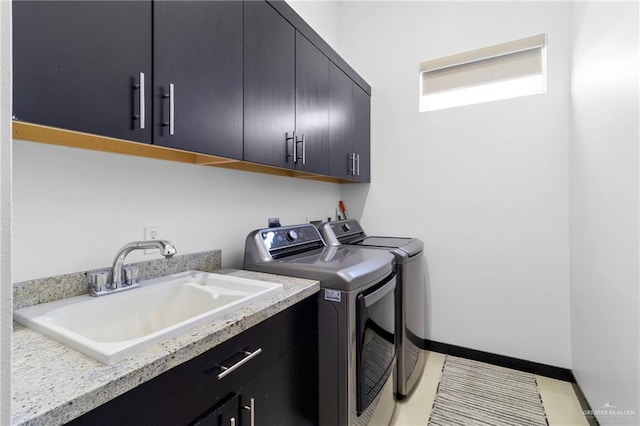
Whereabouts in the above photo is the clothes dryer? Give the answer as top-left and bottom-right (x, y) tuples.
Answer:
(243, 224), (397, 426)
(320, 219), (426, 399)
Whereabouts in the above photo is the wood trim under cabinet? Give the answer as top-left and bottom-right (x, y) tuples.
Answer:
(13, 121), (353, 184)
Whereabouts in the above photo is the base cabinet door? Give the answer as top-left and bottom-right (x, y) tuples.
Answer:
(13, 1), (152, 143)
(194, 394), (240, 426)
(239, 342), (317, 426)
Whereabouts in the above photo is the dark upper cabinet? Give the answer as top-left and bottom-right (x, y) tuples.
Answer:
(244, 2), (332, 175)
(352, 84), (371, 182)
(14, 0), (370, 182)
(329, 63), (371, 182)
(328, 63), (354, 180)
(294, 32), (330, 176)
(13, 1), (152, 143)
(243, 0), (296, 169)
(153, 1), (243, 159)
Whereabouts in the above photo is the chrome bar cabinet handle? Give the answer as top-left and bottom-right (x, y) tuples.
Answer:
(356, 153), (360, 176)
(286, 132), (297, 163)
(302, 134), (306, 164)
(349, 152), (356, 175)
(169, 83), (175, 135)
(242, 397), (255, 426)
(296, 134), (306, 165)
(162, 83), (175, 135)
(217, 348), (262, 380)
(230, 418), (236, 426)
(135, 72), (145, 130)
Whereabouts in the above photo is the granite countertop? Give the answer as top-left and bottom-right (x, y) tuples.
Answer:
(12, 269), (320, 426)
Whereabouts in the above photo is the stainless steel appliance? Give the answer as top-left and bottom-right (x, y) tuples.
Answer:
(320, 219), (426, 399)
(243, 224), (396, 426)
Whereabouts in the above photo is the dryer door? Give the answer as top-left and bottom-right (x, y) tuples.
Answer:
(355, 274), (396, 415)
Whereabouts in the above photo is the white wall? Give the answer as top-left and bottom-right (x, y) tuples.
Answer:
(570, 1), (639, 423)
(0, 1), (11, 423)
(12, 141), (340, 282)
(287, 1), (340, 51)
(337, 1), (573, 367)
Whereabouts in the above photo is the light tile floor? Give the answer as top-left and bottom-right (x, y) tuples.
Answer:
(390, 351), (589, 426)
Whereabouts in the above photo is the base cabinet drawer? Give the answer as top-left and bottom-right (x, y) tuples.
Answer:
(67, 297), (318, 426)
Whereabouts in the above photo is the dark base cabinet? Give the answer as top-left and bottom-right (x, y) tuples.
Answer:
(194, 394), (239, 426)
(67, 297), (318, 426)
(237, 342), (318, 426)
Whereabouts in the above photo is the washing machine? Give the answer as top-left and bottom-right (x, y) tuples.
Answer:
(320, 219), (425, 399)
(243, 224), (397, 426)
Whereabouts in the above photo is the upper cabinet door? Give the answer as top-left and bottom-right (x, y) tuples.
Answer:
(328, 63), (354, 180)
(243, 1), (296, 169)
(328, 63), (371, 182)
(13, 1), (152, 143)
(295, 33), (329, 176)
(352, 84), (371, 182)
(153, 1), (243, 159)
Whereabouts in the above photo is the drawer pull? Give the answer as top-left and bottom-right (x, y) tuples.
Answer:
(216, 348), (263, 380)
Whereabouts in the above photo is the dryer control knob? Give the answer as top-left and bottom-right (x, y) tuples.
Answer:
(286, 230), (298, 242)
(342, 223), (351, 232)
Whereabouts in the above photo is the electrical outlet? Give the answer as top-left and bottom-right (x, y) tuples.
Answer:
(144, 226), (160, 254)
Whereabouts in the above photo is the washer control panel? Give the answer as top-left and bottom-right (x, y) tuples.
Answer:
(260, 224), (323, 251)
(327, 219), (364, 239)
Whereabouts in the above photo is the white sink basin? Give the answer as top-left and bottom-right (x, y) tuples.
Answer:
(14, 271), (283, 364)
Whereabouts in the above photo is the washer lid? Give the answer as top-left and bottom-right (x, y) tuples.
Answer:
(355, 236), (424, 257)
(245, 246), (394, 291)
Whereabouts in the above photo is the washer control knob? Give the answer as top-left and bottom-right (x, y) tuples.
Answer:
(286, 230), (298, 242)
(342, 223), (351, 232)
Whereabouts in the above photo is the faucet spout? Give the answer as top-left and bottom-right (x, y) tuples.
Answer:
(111, 240), (177, 287)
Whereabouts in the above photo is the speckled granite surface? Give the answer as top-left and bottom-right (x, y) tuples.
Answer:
(12, 268), (319, 426)
(13, 250), (222, 309)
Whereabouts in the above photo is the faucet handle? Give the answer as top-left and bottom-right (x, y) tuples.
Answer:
(90, 271), (109, 295)
(124, 266), (139, 286)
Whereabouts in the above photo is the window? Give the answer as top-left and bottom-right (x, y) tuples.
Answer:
(419, 34), (547, 112)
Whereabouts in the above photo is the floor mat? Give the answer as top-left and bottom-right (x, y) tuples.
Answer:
(428, 355), (549, 426)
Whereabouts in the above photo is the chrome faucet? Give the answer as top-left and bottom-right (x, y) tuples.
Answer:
(89, 240), (177, 296)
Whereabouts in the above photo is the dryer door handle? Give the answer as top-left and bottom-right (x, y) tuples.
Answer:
(363, 279), (396, 307)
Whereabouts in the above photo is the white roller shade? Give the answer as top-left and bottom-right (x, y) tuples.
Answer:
(420, 34), (547, 96)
